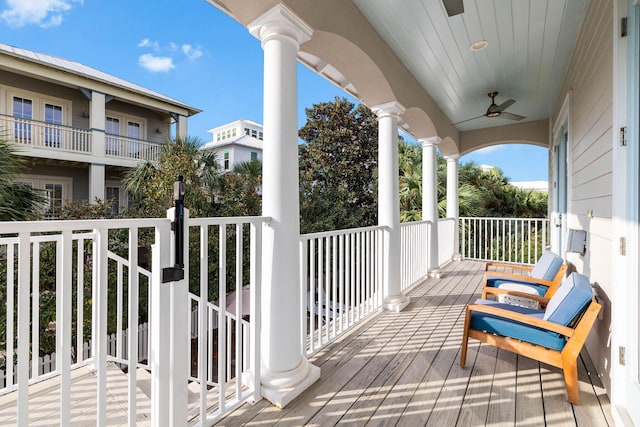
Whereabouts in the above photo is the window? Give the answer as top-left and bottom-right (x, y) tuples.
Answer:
(44, 103), (63, 148)
(232, 128), (237, 137)
(17, 175), (71, 219)
(44, 183), (64, 219)
(258, 132), (263, 140)
(8, 89), (71, 148)
(127, 121), (141, 157)
(105, 112), (146, 157)
(106, 117), (120, 155)
(251, 151), (258, 161)
(13, 96), (33, 142)
(244, 128), (250, 136)
(251, 129), (257, 138)
(106, 186), (121, 215)
(224, 151), (230, 170)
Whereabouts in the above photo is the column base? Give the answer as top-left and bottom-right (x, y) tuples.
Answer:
(261, 356), (320, 408)
(383, 294), (410, 312)
(429, 269), (444, 279)
(452, 253), (463, 262)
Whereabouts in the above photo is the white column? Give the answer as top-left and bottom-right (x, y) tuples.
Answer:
(421, 137), (443, 278)
(175, 114), (188, 139)
(446, 155), (462, 261)
(89, 91), (106, 202)
(373, 102), (410, 312)
(249, 4), (319, 408)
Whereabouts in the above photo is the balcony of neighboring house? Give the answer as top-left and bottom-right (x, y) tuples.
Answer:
(0, 214), (612, 426)
(0, 114), (164, 164)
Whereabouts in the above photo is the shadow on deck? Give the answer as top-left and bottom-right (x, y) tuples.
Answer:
(215, 260), (613, 427)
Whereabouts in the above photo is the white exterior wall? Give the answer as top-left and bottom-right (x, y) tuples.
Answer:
(551, 0), (613, 392)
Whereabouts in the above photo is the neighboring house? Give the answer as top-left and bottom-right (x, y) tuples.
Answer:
(201, 119), (263, 171)
(0, 43), (200, 217)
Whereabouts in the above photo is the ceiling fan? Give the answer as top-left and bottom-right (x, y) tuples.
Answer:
(453, 91), (526, 125)
(443, 0), (464, 17)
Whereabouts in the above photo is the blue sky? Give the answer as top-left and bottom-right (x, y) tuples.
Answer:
(0, 0), (547, 183)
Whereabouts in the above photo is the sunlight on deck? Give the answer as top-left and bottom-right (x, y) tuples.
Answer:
(214, 260), (613, 427)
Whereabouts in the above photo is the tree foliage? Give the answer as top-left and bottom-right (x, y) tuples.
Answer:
(298, 97), (378, 233)
(0, 138), (45, 221)
(123, 135), (222, 217)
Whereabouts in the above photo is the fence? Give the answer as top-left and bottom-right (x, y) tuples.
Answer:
(1, 114), (91, 153)
(459, 217), (549, 264)
(1, 323), (149, 388)
(300, 225), (384, 356)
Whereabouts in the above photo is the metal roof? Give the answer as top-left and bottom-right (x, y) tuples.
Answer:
(0, 43), (201, 116)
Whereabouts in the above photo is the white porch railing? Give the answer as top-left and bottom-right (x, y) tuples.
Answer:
(0, 214), (265, 425)
(0, 114), (163, 162)
(1, 114), (91, 153)
(2, 213), (548, 424)
(106, 134), (163, 162)
(459, 217), (550, 265)
(400, 220), (430, 291)
(300, 226), (384, 356)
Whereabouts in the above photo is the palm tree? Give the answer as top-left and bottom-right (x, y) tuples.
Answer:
(0, 137), (44, 221)
(123, 136), (223, 217)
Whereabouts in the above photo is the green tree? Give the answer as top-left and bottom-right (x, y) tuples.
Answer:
(123, 135), (222, 217)
(0, 138), (44, 220)
(298, 97), (378, 233)
(214, 159), (262, 217)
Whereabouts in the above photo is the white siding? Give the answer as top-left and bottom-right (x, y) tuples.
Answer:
(552, 0), (613, 392)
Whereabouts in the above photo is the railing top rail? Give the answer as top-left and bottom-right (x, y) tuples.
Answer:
(0, 217), (170, 234)
(301, 224), (386, 240)
(400, 219), (432, 227)
(459, 216), (548, 221)
(188, 215), (271, 226)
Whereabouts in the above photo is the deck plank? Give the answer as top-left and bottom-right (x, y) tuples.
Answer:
(214, 259), (613, 427)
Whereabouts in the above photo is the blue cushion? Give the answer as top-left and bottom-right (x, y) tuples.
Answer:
(485, 277), (549, 296)
(530, 250), (564, 281)
(543, 272), (593, 326)
(469, 300), (568, 351)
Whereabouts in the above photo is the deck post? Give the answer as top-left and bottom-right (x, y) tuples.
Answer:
(421, 137), (443, 277)
(249, 4), (320, 408)
(374, 102), (410, 312)
(88, 90), (106, 202)
(150, 211), (190, 426)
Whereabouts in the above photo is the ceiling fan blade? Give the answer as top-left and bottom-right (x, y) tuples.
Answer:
(494, 99), (515, 113)
(499, 112), (525, 121)
(443, 0), (464, 17)
(451, 114), (485, 125)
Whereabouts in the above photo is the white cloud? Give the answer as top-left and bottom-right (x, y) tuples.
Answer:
(138, 54), (175, 73)
(137, 38), (160, 51)
(1, 0), (82, 28)
(136, 39), (202, 72)
(182, 44), (203, 60)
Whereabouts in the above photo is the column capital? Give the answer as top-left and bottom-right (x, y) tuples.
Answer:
(419, 136), (441, 148)
(372, 101), (406, 119)
(249, 4), (313, 47)
(445, 154), (460, 161)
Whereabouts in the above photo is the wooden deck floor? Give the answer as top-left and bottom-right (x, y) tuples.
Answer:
(215, 260), (613, 427)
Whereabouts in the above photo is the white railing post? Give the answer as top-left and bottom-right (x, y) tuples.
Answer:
(94, 227), (108, 426)
(16, 232), (30, 425)
(150, 221), (171, 425)
(169, 208), (189, 425)
(127, 227), (139, 426)
(249, 220), (262, 403)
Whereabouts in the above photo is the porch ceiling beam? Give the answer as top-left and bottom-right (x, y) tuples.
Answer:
(459, 119), (550, 155)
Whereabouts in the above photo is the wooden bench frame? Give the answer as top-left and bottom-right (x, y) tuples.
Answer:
(460, 292), (601, 404)
(482, 263), (568, 299)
